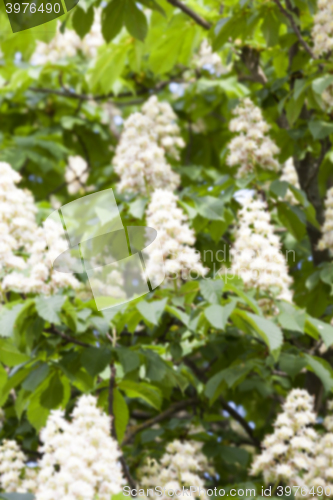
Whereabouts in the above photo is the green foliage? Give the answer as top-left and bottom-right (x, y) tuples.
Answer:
(1, 0), (333, 493)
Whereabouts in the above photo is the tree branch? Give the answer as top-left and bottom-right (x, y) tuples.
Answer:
(272, 0), (315, 59)
(123, 397), (199, 445)
(166, 0), (211, 30)
(46, 325), (92, 348)
(29, 78), (184, 102)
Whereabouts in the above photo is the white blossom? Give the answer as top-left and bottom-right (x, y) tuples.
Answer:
(312, 0), (333, 57)
(227, 98), (280, 178)
(138, 439), (211, 500)
(318, 187), (333, 252)
(0, 162), (79, 295)
(252, 389), (333, 500)
(194, 40), (227, 76)
(230, 195), (293, 302)
(141, 96), (185, 160)
(31, 10), (103, 65)
(65, 156), (89, 195)
(251, 389), (317, 485)
(0, 440), (27, 492)
(280, 158), (300, 205)
(114, 112), (180, 195)
(145, 189), (207, 284)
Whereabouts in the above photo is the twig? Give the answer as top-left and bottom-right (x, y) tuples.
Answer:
(45, 325), (92, 348)
(272, 0), (315, 59)
(219, 395), (260, 448)
(166, 0), (211, 30)
(29, 78), (184, 102)
(123, 397), (199, 445)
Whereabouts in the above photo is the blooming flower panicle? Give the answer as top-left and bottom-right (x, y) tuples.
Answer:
(230, 195), (293, 302)
(138, 438), (211, 500)
(312, 0), (333, 56)
(280, 158), (300, 205)
(194, 40), (227, 76)
(0, 161), (79, 295)
(114, 112), (180, 195)
(227, 98), (280, 178)
(141, 96), (185, 160)
(145, 189), (207, 284)
(65, 156), (89, 195)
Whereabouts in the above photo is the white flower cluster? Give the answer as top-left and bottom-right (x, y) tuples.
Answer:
(65, 156), (89, 195)
(251, 389), (317, 485)
(251, 390), (333, 498)
(0, 439), (37, 493)
(194, 40), (227, 76)
(31, 10), (103, 65)
(227, 98), (280, 178)
(35, 395), (124, 500)
(230, 196), (293, 302)
(145, 189), (207, 283)
(114, 112), (180, 195)
(280, 158), (300, 205)
(318, 187), (333, 252)
(0, 162), (79, 295)
(142, 96), (185, 160)
(139, 439), (211, 500)
(0, 396), (125, 500)
(312, 0), (333, 57)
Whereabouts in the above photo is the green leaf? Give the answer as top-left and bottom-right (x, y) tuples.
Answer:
(138, 0), (165, 16)
(35, 295), (66, 325)
(165, 305), (190, 328)
(277, 302), (306, 333)
(306, 316), (333, 348)
(113, 388), (129, 443)
(220, 445), (250, 466)
(0, 304), (25, 337)
(81, 347), (112, 377)
(136, 298), (167, 326)
(277, 202), (306, 240)
(88, 43), (129, 93)
(40, 373), (64, 410)
(261, 9), (280, 47)
(232, 310), (283, 358)
(200, 279), (224, 304)
(279, 353), (307, 378)
(22, 364), (50, 392)
(116, 347), (140, 373)
(204, 302), (236, 330)
(128, 198), (147, 219)
(72, 6), (94, 39)
(309, 121), (333, 140)
(304, 354), (333, 392)
(270, 180), (289, 199)
(118, 380), (162, 409)
(124, 0), (148, 41)
(0, 340), (30, 366)
(205, 363), (253, 402)
(101, 0), (126, 43)
(312, 75), (333, 95)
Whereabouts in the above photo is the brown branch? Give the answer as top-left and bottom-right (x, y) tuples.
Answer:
(219, 396), (260, 448)
(166, 0), (211, 30)
(123, 397), (199, 445)
(272, 0), (315, 59)
(45, 325), (92, 348)
(29, 78), (183, 102)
